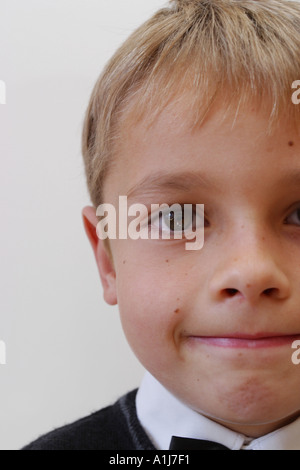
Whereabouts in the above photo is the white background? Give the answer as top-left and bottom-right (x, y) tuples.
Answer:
(0, 0), (166, 450)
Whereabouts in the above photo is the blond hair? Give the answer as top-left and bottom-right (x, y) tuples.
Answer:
(82, 0), (300, 209)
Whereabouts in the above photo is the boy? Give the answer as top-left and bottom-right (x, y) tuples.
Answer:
(23, 0), (300, 450)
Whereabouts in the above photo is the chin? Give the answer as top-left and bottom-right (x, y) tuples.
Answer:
(188, 377), (300, 436)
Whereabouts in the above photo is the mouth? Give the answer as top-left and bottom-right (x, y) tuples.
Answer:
(188, 333), (300, 349)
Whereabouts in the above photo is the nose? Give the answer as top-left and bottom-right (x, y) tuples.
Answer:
(209, 226), (291, 305)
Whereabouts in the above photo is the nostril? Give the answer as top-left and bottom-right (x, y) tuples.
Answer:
(223, 287), (277, 299)
(226, 288), (239, 297)
(264, 287), (276, 296)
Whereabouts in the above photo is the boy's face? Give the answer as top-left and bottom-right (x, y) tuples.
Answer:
(83, 97), (300, 436)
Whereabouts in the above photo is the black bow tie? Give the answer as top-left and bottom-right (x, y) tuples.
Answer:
(169, 436), (230, 450)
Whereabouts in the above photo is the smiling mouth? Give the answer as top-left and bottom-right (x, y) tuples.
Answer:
(189, 334), (300, 349)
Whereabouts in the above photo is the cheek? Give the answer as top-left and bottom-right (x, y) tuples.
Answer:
(115, 262), (185, 370)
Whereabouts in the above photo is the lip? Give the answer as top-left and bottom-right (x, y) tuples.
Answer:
(188, 333), (300, 349)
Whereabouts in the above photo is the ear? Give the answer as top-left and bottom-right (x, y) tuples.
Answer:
(82, 206), (117, 306)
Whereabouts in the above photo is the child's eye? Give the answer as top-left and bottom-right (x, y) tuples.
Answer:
(149, 204), (203, 238)
(285, 207), (300, 226)
(161, 208), (191, 233)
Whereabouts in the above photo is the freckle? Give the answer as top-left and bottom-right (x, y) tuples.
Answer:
(123, 260), (126, 264)
(288, 141), (294, 147)
(174, 308), (180, 314)
(246, 283), (252, 288)
(177, 298), (180, 301)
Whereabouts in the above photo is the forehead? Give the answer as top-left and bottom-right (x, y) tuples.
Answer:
(104, 95), (300, 204)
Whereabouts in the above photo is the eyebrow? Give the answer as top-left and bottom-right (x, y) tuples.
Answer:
(126, 170), (217, 201)
(126, 168), (300, 201)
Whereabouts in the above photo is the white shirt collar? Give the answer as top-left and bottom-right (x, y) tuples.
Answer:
(136, 372), (300, 450)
